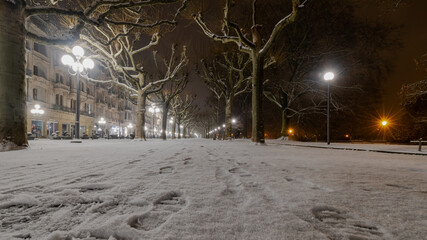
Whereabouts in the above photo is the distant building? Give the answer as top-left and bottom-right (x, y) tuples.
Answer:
(25, 39), (137, 138)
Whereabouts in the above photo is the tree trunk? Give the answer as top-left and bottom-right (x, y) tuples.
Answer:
(280, 109), (290, 139)
(161, 104), (169, 140)
(172, 118), (176, 139)
(225, 96), (233, 140)
(177, 120), (181, 139)
(135, 90), (147, 140)
(0, 1), (27, 148)
(251, 52), (265, 143)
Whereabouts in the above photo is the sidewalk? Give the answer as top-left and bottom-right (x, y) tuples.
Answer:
(268, 140), (427, 156)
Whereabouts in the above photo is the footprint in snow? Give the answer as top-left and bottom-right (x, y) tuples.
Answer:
(79, 183), (114, 192)
(183, 157), (192, 165)
(128, 191), (186, 231)
(311, 206), (384, 239)
(229, 167), (251, 177)
(159, 166), (174, 174)
(128, 159), (142, 164)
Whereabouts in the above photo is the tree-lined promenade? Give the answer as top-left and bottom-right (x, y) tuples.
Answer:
(1, 0), (426, 151)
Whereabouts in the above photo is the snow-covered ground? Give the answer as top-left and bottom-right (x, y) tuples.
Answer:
(0, 139), (426, 240)
(269, 139), (427, 155)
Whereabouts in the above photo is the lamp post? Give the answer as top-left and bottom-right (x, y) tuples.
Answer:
(30, 104), (44, 138)
(62, 46), (95, 139)
(323, 72), (334, 145)
(98, 117), (106, 138)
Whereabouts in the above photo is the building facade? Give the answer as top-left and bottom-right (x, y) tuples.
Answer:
(25, 40), (137, 138)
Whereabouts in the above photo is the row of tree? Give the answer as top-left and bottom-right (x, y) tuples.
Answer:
(1, 0), (425, 149)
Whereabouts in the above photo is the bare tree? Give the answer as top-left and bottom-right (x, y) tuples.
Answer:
(82, 24), (188, 140)
(193, 0), (307, 143)
(198, 52), (251, 139)
(148, 50), (189, 140)
(170, 94), (194, 139)
(400, 54), (427, 122)
(0, 0), (187, 148)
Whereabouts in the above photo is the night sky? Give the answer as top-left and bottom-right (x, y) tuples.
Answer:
(149, 0), (427, 116)
(357, 1), (427, 110)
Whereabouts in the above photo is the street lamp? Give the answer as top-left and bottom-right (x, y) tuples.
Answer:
(30, 104), (44, 138)
(323, 72), (334, 145)
(62, 46), (95, 139)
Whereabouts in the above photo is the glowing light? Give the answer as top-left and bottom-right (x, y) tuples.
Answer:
(72, 62), (84, 73)
(31, 104), (44, 115)
(323, 72), (334, 81)
(288, 129), (293, 134)
(98, 117), (106, 124)
(72, 46), (84, 58)
(232, 119), (236, 123)
(61, 55), (74, 66)
(222, 124), (226, 128)
(82, 58), (94, 69)
(381, 121), (387, 126)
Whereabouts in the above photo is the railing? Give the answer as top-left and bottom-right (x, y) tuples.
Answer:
(53, 104), (71, 112)
(81, 111), (95, 117)
(53, 82), (69, 90)
(52, 105), (94, 117)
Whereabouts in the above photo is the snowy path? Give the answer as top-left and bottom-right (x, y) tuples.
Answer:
(0, 139), (426, 240)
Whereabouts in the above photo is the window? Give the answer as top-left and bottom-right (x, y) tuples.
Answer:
(88, 104), (91, 114)
(34, 42), (47, 56)
(81, 82), (84, 92)
(33, 66), (38, 76)
(55, 94), (59, 105)
(33, 88), (38, 100)
(25, 41), (31, 50)
(55, 73), (59, 83)
(33, 65), (46, 79)
(60, 95), (63, 106)
(60, 75), (63, 84)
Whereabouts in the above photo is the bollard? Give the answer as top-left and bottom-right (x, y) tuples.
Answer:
(419, 138), (423, 152)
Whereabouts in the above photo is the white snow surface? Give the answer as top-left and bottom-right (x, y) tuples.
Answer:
(0, 139), (426, 240)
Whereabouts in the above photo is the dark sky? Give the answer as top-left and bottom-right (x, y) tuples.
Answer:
(356, 1), (427, 110)
(158, 0), (427, 111)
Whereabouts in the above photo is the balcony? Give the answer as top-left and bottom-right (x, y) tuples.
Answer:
(54, 82), (69, 91)
(53, 105), (94, 118)
(53, 104), (71, 113)
(81, 111), (95, 117)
